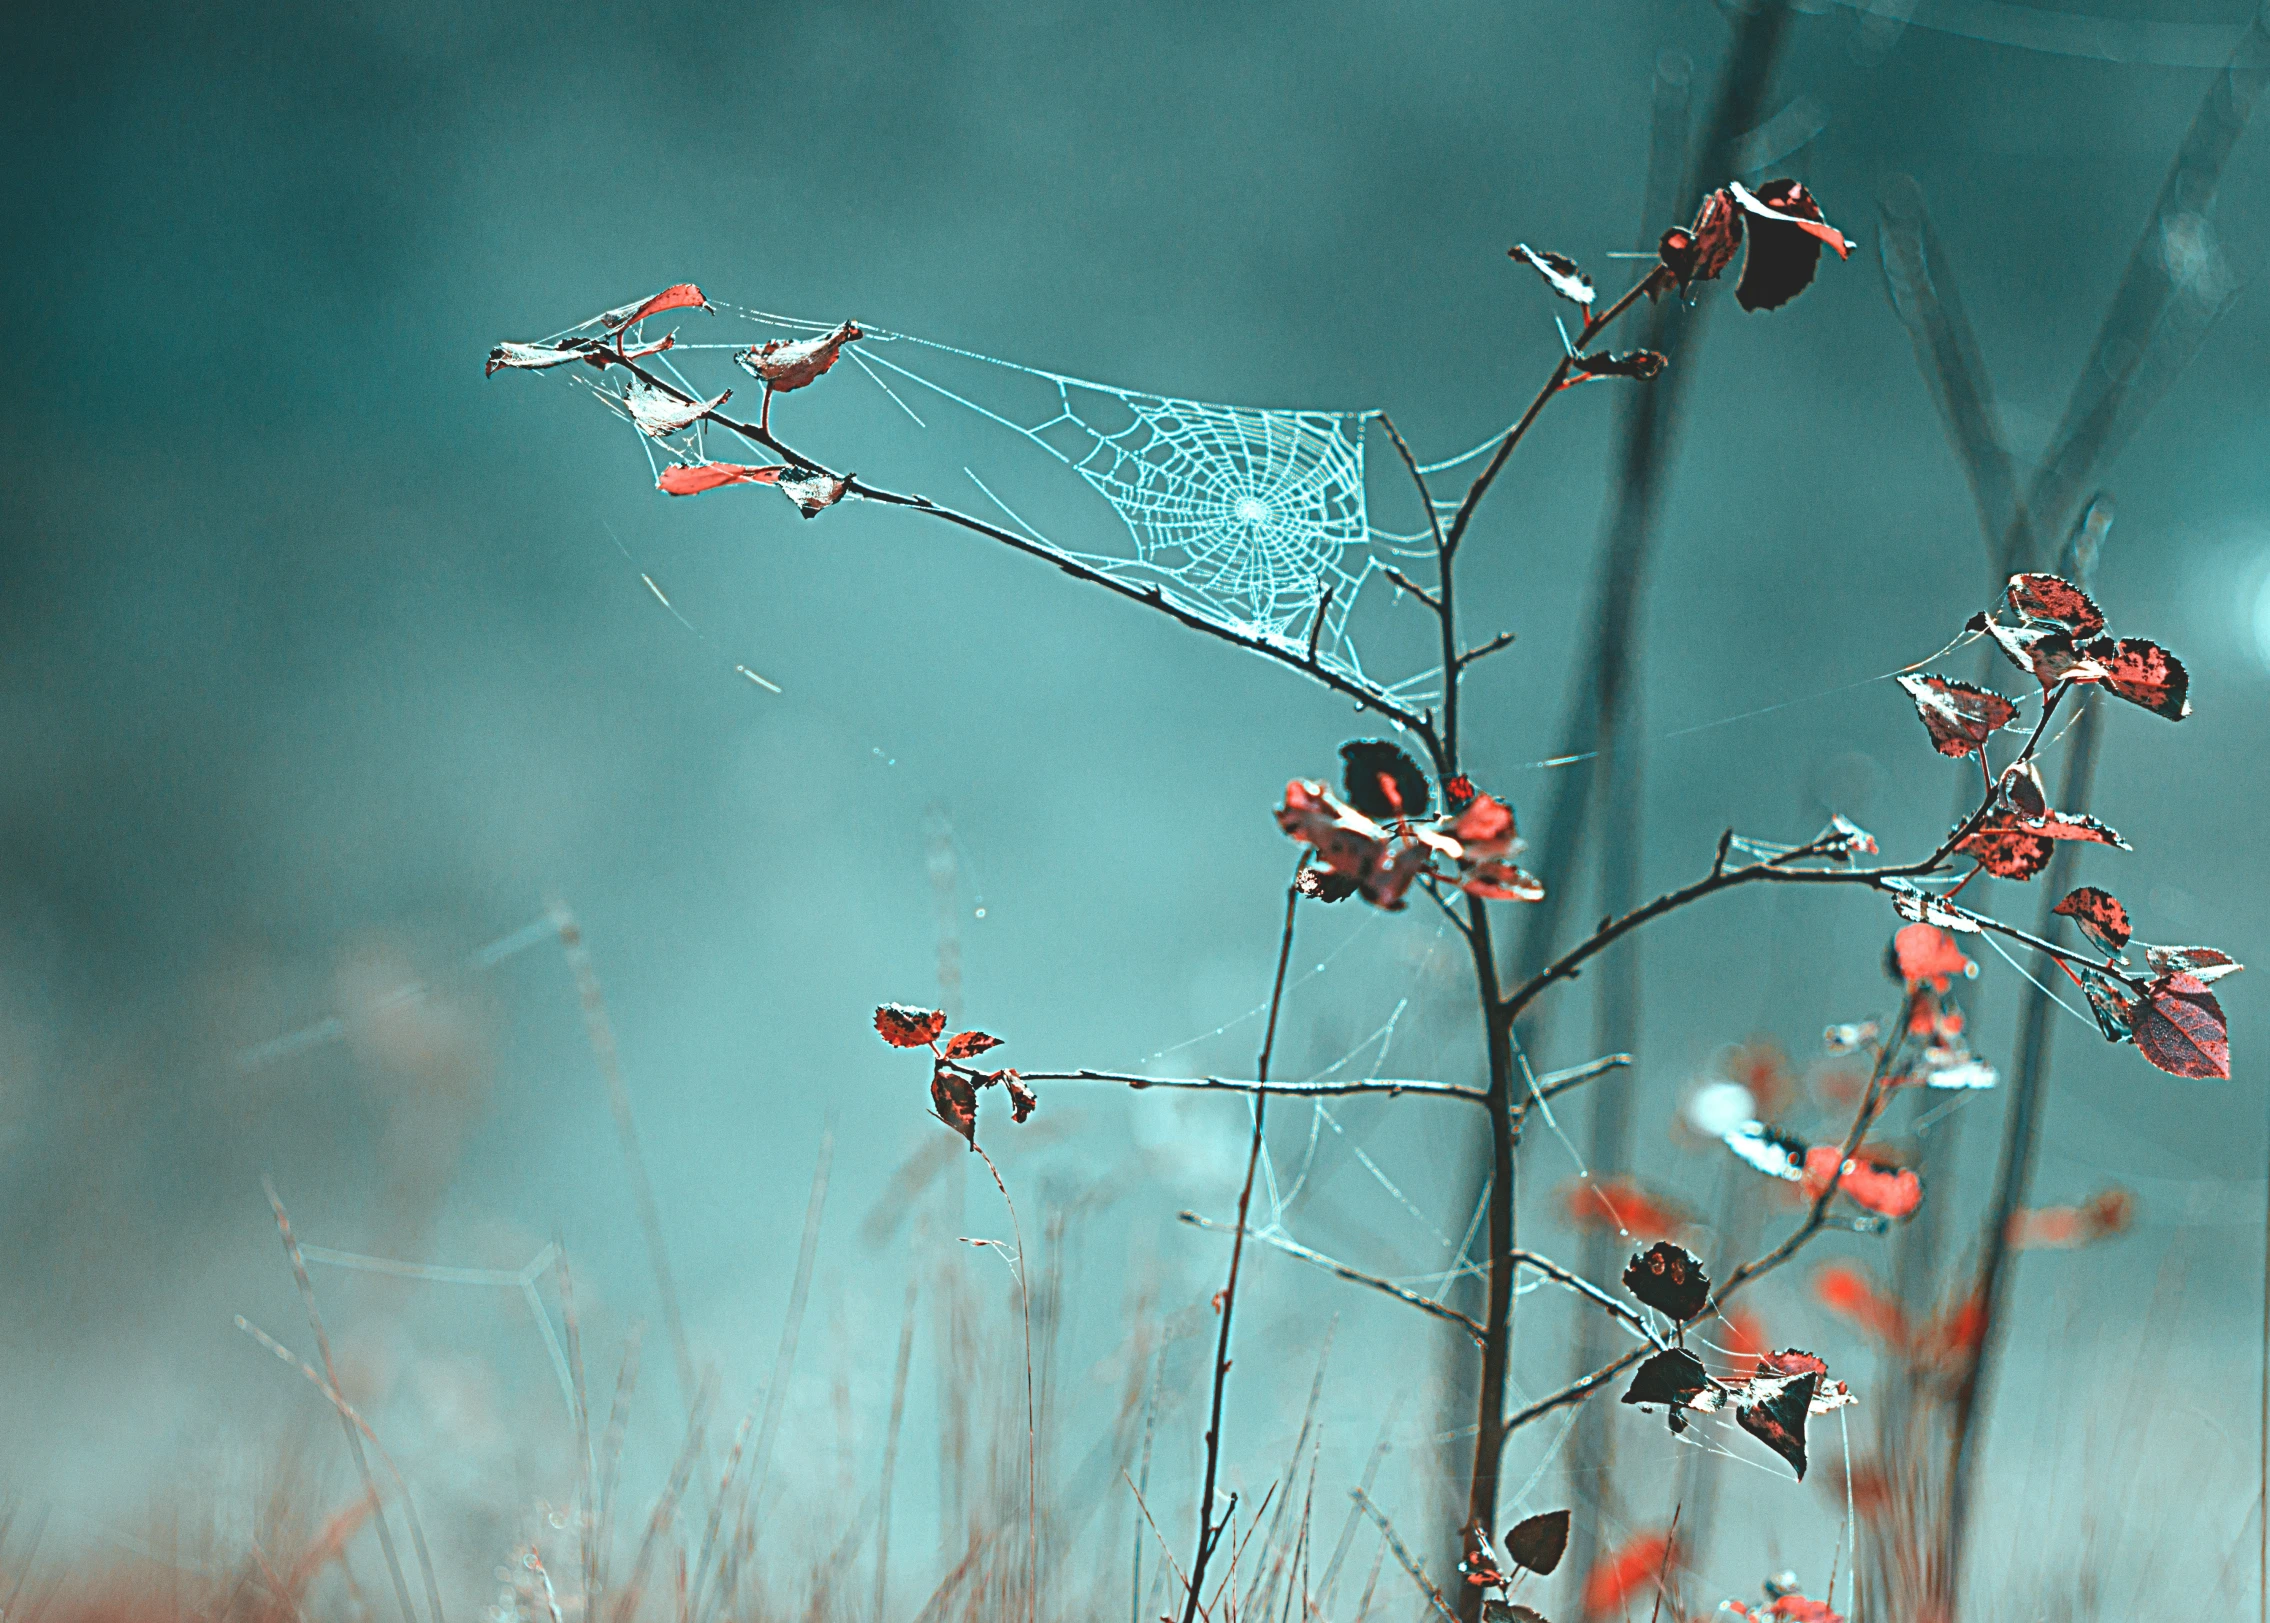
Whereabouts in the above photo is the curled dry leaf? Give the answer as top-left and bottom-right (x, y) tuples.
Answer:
(1736, 1369), (1818, 1479)
(1728, 179), (1850, 312)
(778, 469), (850, 518)
(875, 1004), (948, 1048)
(1659, 188), (1742, 295)
(1571, 349), (1667, 382)
(1890, 884), (1988, 931)
(1983, 619), (2106, 690)
(1621, 1239), (1712, 1321)
(598, 283), (711, 334)
(1510, 243), (1596, 307)
(2084, 636), (2191, 720)
(2131, 971), (2230, 1078)
(1503, 1509), (1572, 1576)
(1460, 1524), (1508, 1590)
(1002, 1071), (1039, 1123)
(1340, 739), (1431, 820)
(944, 1030), (1004, 1060)
(1897, 674), (2018, 758)
(2078, 970), (2137, 1044)
(487, 333), (675, 375)
(1461, 859), (1546, 902)
(2053, 886), (2131, 954)
(623, 379), (732, 439)
(930, 1064), (978, 1146)
(2000, 759), (2049, 820)
(2006, 572), (2106, 637)
(1622, 1347), (1716, 1428)
(2141, 944), (2243, 985)
(737, 321), (864, 392)
(1819, 813), (1878, 857)
(657, 461), (784, 496)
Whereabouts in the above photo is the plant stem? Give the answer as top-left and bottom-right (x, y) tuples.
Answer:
(1180, 865), (1303, 1623)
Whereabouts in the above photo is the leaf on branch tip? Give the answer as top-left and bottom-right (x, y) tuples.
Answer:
(1510, 244), (1596, 306)
(1448, 791), (1519, 857)
(2053, 886), (2131, 954)
(1002, 1070), (1039, 1122)
(737, 321), (864, 392)
(1571, 349), (1667, 382)
(875, 1004), (947, 1047)
(1729, 180), (1849, 312)
(2082, 637), (2191, 720)
(1340, 739), (1431, 820)
(944, 1030), (1004, 1060)
(1660, 188), (1742, 295)
(657, 461), (785, 496)
(598, 283), (711, 333)
(2006, 572), (2106, 636)
(1503, 1509), (1572, 1576)
(2132, 972), (2230, 1078)
(2141, 944), (2243, 985)
(1897, 674), (2017, 758)
(1736, 1370), (1818, 1478)
(1622, 1240), (1712, 1321)
(777, 469), (850, 517)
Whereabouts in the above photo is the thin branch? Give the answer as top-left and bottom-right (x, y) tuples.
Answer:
(1179, 1213), (1485, 1344)
(1348, 1492), (1458, 1623)
(1511, 1250), (1666, 1350)
(1375, 414), (1447, 556)
(1383, 568), (1443, 615)
(1454, 630), (1518, 669)
(1017, 1070), (1488, 1105)
(1525, 1052), (1635, 1110)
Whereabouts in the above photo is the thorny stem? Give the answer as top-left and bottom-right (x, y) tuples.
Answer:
(1181, 864), (1303, 1623)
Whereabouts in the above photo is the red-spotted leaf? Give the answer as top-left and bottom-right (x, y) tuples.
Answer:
(737, 321), (864, 392)
(2141, 944), (2244, 985)
(2083, 637), (2192, 720)
(1983, 619), (2107, 690)
(1896, 674), (2017, 758)
(1958, 805), (2127, 877)
(875, 1004), (947, 1048)
(2053, 886), (2131, 954)
(1803, 1145), (1922, 1219)
(597, 284), (712, 333)
(2006, 572), (2106, 637)
(1510, 244), (1596, 307)
(1891, 923), (1974, 990)
(944, 1030), (1004, 1060)
(1729, 180), (1849, 312)
(1571, 349), (1666, 382)
(2132, 972), (2230, 1078)
(1002, 1070), (1039, 1122)
(1461, 860), (1546, 902)
(1622, 1240), (1712, 1321)
(657, 461), (785, 496)
(1736, 1370), (1818, 1479)
(930, 1065), (978, 1146)
(623, 378), (730, 439)
(2025, 810), (2130, 848)
(1503, 1509), (1572, 1576)
(778, 469), (850, 518)
(1340, 739), (1431, 820)
(1659, 188), (1742, 295)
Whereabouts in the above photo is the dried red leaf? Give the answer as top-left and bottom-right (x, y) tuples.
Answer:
(2005, 572), (2107, 637)
(2132, 972), (2230, 1078)
(1583, 1532), (1671, 1618)
(1562, 1176), (1690, 1239)
(1802, 1145), (1922, 1219)
(1729, 180), (1849, 312)
(1660, 188), (1742, 295)
(1460, 859), (1545, 902)
(777, 469), (850, 518)
(2053, 886), (2131, 954)
(944, 1030), (1004, 1060)
(1502, 1509), (1571, 1576)
(1570, 348), (1666, 382)
(1892, 923), (1974, 990)
(1002, 1071), (1039, 1123)
(1460, 1523), (1508, 1590)
(736, 321), (863, 393)
(1622, 1240), (1712, 1321)
(2082, 636), (2192, 720)
(1813, 1262), (1910, 1350)
(2141, 944), (2243, 985)
(1448, 791), (1518, 857)
(2078, 970), (2137, 1044)
(657, 461), (785, 497)
(1736, 1370), (1818, 1478)
(930, 1064), (978, 1146)
(1340, 739), (1431, 820)
(1896, 674), (2017, 758)
(1510, 243), (1596, 307)
(1983, 619), (2106, 690)
(598, 283), (711, 334)
(875, 1004), (947, 1048)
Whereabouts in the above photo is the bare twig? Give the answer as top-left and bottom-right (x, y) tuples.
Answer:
(1348, 1491), (1457, 1623)
(1018, 1070), (1487, 1105)
(1178, 1212), (1485, 1343)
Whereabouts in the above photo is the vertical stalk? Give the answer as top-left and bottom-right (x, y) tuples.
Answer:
(1457, 898), (1519, 1623)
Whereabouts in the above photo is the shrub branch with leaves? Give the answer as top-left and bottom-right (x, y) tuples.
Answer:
(495, 165), (2239, 1623)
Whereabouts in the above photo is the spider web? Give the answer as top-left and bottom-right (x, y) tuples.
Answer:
(525, 299), (1446, 704)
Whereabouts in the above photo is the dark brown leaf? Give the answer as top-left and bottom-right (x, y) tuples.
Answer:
(1622, 1240), (1712, 1321)
(2132, 972), (2230, 1079)
(876, 1004), (947, 1048)
(1340, 739), (1431, 820)
(1510, 244), (1596, 307)
(1503, 1510), (1572, 1576)
(930, 1063), (978, 1146)
(1571, 349), (1667, 382)
(2078, 971), (2136, 1044)
(1730, 180), (1849, 312)
(1295, 867), (1361, 903)
(1896, 674), (2017, 758)
(1659, 188), (1742, 295)
(2083, 637), (2192, 720)
(2005, 572), (2107, 637)
(1736, 1371), (1818, 1479)
(944, 1030), (1004, 1060)
(2053, 886), (2131, 955)
(1621, 1347), (1715, 1427)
